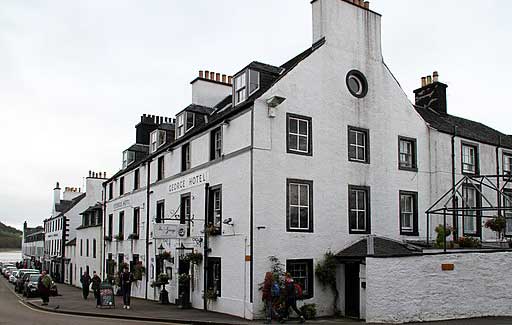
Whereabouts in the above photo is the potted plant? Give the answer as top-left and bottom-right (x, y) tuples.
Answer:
(133, 261), (145, 280)
(206, 223), (221, 236)
(114, 234), (124, 241)
(205, 288), (218, 301)
(158, 272), (170, 285)
(484, 215), (506, 241)
(184, 252), (203, 265)
(128, 233), (139, 240)
(434, 224), (455, 249)
(457, 236), (481, 248)
(160, 251), (172, 262)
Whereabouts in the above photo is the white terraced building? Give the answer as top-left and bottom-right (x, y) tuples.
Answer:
(102, 0), (512, 321)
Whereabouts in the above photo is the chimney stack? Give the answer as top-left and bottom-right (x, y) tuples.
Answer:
(199, 70), (204, 78)
(53, 182), (61, 206)
(414, 71), (448, 115)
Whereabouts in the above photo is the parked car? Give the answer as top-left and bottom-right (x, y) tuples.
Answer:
(9, 270), (19, 284)
(4, 266), (17, 279)
(23, 274), (41, 298)
(2, 264), (14, 276)
(16, 271), (40, 293)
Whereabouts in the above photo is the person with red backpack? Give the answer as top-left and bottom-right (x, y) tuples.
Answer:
(280, 273), (305, 323)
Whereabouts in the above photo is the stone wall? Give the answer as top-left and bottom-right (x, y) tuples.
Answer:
(366, 251), (512, 323)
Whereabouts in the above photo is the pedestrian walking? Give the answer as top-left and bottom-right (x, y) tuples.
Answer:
(91, 271), (102, 307)
(120, 265), (134, 309)
(38, 271), (52, 306)
(280, 273), (305, 323)
(262, 272), (278, 324)
(80, 271), (92, 300)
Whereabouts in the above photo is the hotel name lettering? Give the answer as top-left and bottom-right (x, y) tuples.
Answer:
(168, 171), (209, 193)
(113, 199), (131, 211)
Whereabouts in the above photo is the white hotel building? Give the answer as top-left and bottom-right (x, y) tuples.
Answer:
(103, 0), (512, 321)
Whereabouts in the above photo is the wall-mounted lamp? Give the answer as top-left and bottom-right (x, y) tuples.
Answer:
(256, 225), (267, 230)
(266, 96), (286, 118)
(222, 217), (234, 226)
(222, 119), (231, 126)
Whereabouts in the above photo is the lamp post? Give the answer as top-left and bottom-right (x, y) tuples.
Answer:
(157, 243), (169, 304)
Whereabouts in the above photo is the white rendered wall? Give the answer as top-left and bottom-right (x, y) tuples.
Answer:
(192, 79), (231, 107)
(75, 226), (102, 287)
(366, 252), (512, 323)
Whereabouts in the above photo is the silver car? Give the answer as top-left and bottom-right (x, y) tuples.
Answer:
(9, 270), (19, 284)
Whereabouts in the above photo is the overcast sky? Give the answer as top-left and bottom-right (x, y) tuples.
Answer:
(1, 0), (511, 230)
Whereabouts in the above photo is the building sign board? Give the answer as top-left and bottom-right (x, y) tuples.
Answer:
(168, 171), (209, 193)
(113, 199), (131, 211)
(153, 223), (188, 239)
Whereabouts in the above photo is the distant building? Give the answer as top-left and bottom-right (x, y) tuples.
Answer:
(21, 221), (44, 268)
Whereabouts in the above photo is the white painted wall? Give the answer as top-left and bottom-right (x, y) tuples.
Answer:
(366, 252), (512, 323)
(192, 79), (231, 107)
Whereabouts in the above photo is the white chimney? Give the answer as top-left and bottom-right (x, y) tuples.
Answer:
(53, 182), (61, 206)
(191, 70), (232, 107)
(312, 0), (382, 61)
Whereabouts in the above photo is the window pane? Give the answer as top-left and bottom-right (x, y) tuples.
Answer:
(289, 184), (298, 205)
(289, 134), (298, 151)
(298, 120), (308, 135)
(349, 130), (356, 145)
(289, 118), (298, 134)
(357, 211), (365, 230)
(349, 145), (356, 159)
(298, 136), (308, 152)
(357, 147), (365, 160)
(299, 185), (308, 206)
(356, 132), (365, 146)
(299, 208), (308, 228)
(249, 70), (259, 94)
(357, 191), (365, 209)
(349, 211), (357, 230)
(290, 207), (299, 228)
(349, 190), (356, 209)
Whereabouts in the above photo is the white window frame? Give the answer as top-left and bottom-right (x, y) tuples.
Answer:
(234, 72), (247, 105)
(185, 112), (195, 132)
(288, 116), (310, 154)
(176, 114), (185, 138)
(348, 128), (368, 162)
(462, 144), (476, 174)
(463, 186), (477, 235)
(503, 192), (512, 236)
(400, 194), (414, 232)
(399, 139), (414, 168)
(349, 189), (367, 232)
(248, 70), (260, 96)
(122, 150), (136, 169)
(150, 129), (166, 153)
(288, 182), (310, 231)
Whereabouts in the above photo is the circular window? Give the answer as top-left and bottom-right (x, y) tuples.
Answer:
(346, 70), (368, 98)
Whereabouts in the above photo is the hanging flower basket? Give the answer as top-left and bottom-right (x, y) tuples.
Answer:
(160, 251), (172, 262)
(184, 252), (203, 265)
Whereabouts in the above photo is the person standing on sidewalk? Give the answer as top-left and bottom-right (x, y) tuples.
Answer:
(120, 265), (134, 309)
(262, 272), (277, 324)
(281, 273), (305, 323)
(80, 271), (92, 300)
(91, 271), (102, 307)
(38, 271), (51, 306)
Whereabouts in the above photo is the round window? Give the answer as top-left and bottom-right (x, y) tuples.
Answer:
(346, 70), (368, 98)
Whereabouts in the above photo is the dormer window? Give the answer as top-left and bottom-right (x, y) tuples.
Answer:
(150, 129), (166, 152)
(234, 69), (260, 105)
(176, 112), (195, 139)
(122, 150), (135, 169)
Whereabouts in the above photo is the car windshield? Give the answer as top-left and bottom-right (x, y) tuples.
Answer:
(29, 275), (40, 282)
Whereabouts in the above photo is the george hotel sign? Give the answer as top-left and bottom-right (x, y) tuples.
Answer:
(168, 170), (209, 193)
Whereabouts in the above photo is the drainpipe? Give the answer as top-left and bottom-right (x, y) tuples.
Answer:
(249, 106), (255, 304)
(496, 137), (501, 214)
(145, 159), (152, 300)
(102, 183), (106, 279)
(203, 182), (209, 311)
(451, 126), (457, 240)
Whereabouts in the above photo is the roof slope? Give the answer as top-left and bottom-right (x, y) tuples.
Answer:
(415, 106), (512, 149)
(336, 236), (422, 259)
(55, 193), (86, 218)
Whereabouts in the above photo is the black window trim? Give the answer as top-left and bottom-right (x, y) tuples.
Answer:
(157, 155), (165, 181)
(180, 193), (191, 237)
(286, 258), (314, 299)
(286, 178), (314, 233)
(461, 141), (479, 176)
(207, 256), (222, 297)
(119, 177), (125, 196)
(347, 126), (370, 164)
(133, 168), (140, 190)
(398, 136), (418, 172)
(346, 69), (368, 98)
(210, 127), (223, 161)
(503, 189), (512, 238)
(399, 190), (419, 236)
(286, 113), (313, 157)
(461, 183), (482, 238)
(181, 143), (191, 172)
(156, 200), (165, 224)
(207, 185), (222, 234)
(502, 151), (512, 181)
(348, 185), (371, 234)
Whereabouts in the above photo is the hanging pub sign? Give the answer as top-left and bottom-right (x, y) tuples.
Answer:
(168, 170), (209, 194)
(153, 224), (188, 239)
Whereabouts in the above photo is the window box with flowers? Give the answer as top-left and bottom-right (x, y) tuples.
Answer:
(206, 223), (221, 236)
(114, 234), (124, 241)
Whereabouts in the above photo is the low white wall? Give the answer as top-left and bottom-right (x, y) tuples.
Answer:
(366, 251), (512, 323)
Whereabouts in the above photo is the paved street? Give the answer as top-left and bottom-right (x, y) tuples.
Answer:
(2, 276), (512, 324)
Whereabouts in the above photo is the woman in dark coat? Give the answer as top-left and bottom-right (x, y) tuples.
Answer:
(262, 272), (275, 324)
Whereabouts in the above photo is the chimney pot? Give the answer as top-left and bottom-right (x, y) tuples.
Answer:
(222, 74), (226, 83)
(88, 170), (91, 177)
(363, 1), (370, 8)
(103, 172), (106, 178)
(215, 73), (220, 82)
(210, 71), (215, 80)
(427, 75), (432, 85)
(421, 77), (427, 87)
(433, 71), (439, 82)
(204, 70), (210, 79)
(199, 70), (204, 78)
(228, 76), (233, 84)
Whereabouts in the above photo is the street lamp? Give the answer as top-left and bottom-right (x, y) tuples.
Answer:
(158, 244), (165, 256)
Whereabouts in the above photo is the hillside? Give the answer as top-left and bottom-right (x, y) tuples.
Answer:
(0, 222), (22, 249)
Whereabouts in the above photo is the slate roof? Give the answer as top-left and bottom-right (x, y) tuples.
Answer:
(336, 236), (422, 259)
(127, 144), (149, 153)
(79, 202), (102, 215)
(55, 193), (86, 218)
(177, 104), (214, 116)
(415, 106), (512, 149)
(105, 38), (326, 184)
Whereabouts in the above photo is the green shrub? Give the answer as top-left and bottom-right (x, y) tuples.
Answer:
(457, 236), (480, 248)
(300, 303), (317, 320)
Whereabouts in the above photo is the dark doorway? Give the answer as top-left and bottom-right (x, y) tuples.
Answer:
(69, 263), (73, 285)
(177, 256), (191, 307)
(345, 263), (360, 319)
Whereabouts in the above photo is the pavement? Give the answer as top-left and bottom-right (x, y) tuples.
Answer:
(3, 277), (512, 324)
